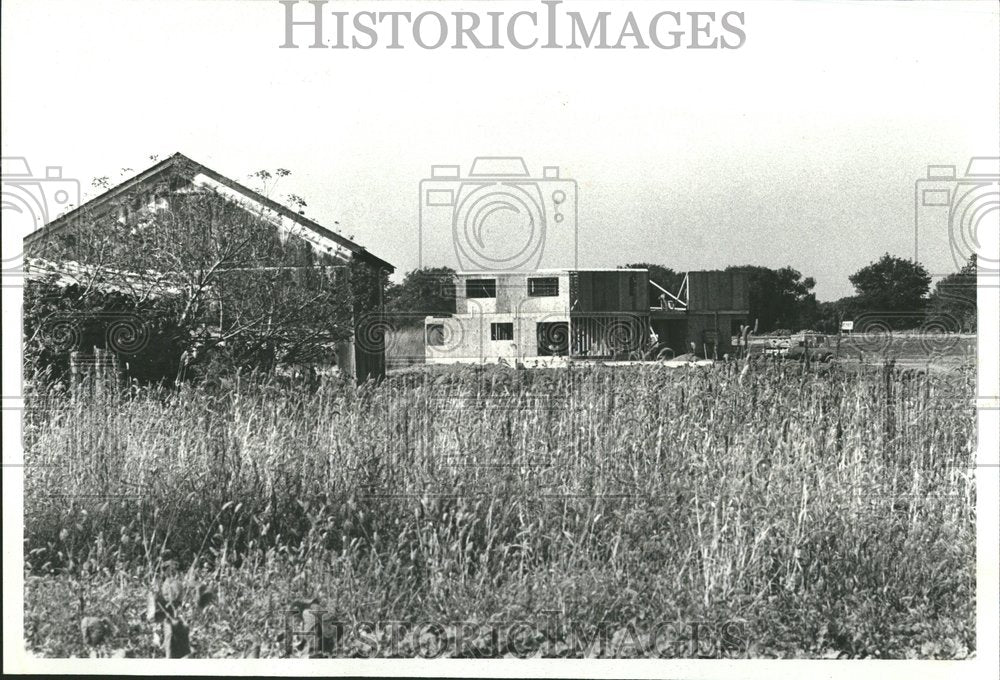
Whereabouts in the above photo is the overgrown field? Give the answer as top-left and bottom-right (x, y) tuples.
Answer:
(23, 360), (976, 658)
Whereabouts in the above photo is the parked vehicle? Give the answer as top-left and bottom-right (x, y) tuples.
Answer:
(784, 332), (836, 362)
(762, 332), (835, 362)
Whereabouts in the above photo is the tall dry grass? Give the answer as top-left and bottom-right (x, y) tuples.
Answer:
(23, 360), (976, 657)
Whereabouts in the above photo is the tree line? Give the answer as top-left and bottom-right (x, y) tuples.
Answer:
(386, 254), (978, 335)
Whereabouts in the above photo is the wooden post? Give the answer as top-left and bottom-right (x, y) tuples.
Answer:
(69, 347), (121, 399)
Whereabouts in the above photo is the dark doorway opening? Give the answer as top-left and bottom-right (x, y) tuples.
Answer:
(537, 322), (569, 356)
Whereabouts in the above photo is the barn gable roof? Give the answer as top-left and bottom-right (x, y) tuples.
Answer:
(22, 152), (394, 272)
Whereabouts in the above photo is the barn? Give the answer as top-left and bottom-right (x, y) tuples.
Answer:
(22, 153), (395, 382)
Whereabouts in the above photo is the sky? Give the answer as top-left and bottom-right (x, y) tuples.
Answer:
(2, 0), (998, 300)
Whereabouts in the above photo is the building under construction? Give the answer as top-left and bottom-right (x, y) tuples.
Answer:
(424, 268), (750, 364)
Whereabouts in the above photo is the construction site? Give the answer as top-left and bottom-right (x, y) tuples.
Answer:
(424, 268), (750, 365)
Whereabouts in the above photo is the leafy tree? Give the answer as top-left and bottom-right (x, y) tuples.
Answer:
(814, 296), (861, 334)
(927, 254), (977, 332)
(848, 253), (931, 318)
(384, 267), (456, 319)
(621, 263), (686, 298)
(724, 265), (818, 333)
